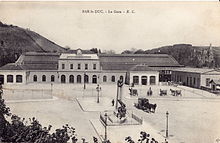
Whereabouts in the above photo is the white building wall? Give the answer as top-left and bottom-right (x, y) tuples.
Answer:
(201, 74), (220, 88)
(130, 71), (159, 85)
(58, 59), (100, 71)
(0, 70), (26, 84)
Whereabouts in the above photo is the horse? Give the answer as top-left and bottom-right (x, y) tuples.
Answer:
(176, 90), (182, 96)
(170, 89), (176, 96)
(159, 89), (167, 96)
(149, 103), (157, 113)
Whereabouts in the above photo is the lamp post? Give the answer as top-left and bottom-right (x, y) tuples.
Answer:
(84, 73), (86, 90)
(104, 113), (108, 141)
(166, 111), (169, 138)
(96, 84), (101, 103)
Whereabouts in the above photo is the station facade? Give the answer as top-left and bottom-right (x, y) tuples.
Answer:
(0, 49), (183, 86)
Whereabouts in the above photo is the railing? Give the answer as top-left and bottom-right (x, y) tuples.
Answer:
(131, 112), (143, 124)
(2, 88), (52, 100)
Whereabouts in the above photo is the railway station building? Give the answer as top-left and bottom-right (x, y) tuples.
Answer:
(0, 49), (183, 86)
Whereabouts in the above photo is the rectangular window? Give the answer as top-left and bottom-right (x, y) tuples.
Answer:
(70, 64), (73, 69)
(78, 64), (81, 70)
(187, 77), (189, 85)
(62, 64), (65, 69)
(193, 77), (196, 85)
(93, 64), (96, 70)
(85, 64), (88, 70)
(206, 78), (210, 86)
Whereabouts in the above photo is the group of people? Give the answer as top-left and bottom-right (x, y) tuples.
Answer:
(125, 131), (169, 143)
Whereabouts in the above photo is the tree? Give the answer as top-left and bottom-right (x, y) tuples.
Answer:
(103, 50), (116, 54)
(0, 86), (77, 143)
(90, 48), (98, 54)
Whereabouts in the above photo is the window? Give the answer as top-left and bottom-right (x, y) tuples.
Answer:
(120, 76), (123, 82)
(85, 64), (88, 70)
(193, 77), (196, 85)
(33, 75), (37, 82)
(92, 75), (97, 84)
(187, 77), (189, 85)
(7, 75), (13, 83)
(51, 75), (55, 82)
(70, 64), (73, 69)
(133, 76), (139, 85)
(62, 64), (65, 69)
(141, 76), (147, 85)
(150, 76), (156, 85)
(16, 75), (22, 83)
(78, 64), (81, 70)
(61, 75), (66, 83)
(103, 76), (107, 82)
(206, 78), (210, 86)
(69, 75), (74, 83)
(42, 75), (46, 82)
(111, 76), (115, 82)
(190, 77), (192, 86)
(93, 64), (96, 70)
(84, 74), (89, 83)
(77, 75), (81, 83)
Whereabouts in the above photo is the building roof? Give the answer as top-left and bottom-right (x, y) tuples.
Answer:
(172, 67), (215, 74)
(59, 53), (99, 60)
(0, 52), (182, 71)
(99, 54), (182, 71)
(0, 63), (24, 70)
(0, 52), (59, 71)
(130, 64), (155, 71)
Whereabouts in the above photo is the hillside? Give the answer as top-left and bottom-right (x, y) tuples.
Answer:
(0, 22), (67, 67)
(145, 44), (220, 68)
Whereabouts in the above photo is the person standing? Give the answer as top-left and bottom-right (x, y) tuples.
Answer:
(112, 99), (115, 106)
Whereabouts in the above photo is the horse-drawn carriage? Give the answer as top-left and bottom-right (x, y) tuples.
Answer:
(129, 88), (138, 96)
(134, 98), (157, 113)
(159, 89), (167, 96)
(170, 89), (182, 96)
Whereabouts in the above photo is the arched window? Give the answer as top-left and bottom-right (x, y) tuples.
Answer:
(103, 76), (107, 82)
(61, 75), (66, 83)
(51, 75), (55, 82)
(69, 75), (74, 83)
(120, 76), (124, 82)
(84, 74), (89, 83)
(77, 75), (81, 83)
(150, 76), (156, 85)
(141, 76), (147, 85)
(16, 75), (22, 83)
(7, 75), (13, 83)
(0, 75), (4, 84)
(133, 76), (139, 85)
(111, 76), (115, 82)
(42, 75), (46, 82)
(33, 75), (37, 82)
(92, 75), (97, 84)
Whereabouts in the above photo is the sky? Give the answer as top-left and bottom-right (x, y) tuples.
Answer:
(0, 1), (220, 53)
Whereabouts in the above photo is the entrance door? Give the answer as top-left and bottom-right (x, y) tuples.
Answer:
(92, 75), (97, 84)
(0, 75), (4, 84)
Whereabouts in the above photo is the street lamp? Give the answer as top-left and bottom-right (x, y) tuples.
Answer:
(166, 111), (169, 138)
(84, 73), (86, 90)
(96, 84), (101, 103)
(104, 113), (108, 141)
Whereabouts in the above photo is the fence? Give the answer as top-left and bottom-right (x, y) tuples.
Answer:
(99, 111), (143, 126)
(131, 112), (143, 124)
(2, 88), (52, 100)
